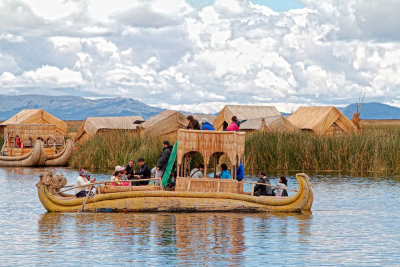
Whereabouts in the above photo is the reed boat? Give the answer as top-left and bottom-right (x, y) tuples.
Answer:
(44, 140), (74, 167)
(0, 140), (44, 167)
(37, 173), (313, 213)
(1, 124), (73, 167)
(36, 130), (313, 213)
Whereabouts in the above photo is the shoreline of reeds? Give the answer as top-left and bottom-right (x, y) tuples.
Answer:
(69, 124), (400, 174)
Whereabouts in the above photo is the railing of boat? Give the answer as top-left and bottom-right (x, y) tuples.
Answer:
(59, 178), (163, 194)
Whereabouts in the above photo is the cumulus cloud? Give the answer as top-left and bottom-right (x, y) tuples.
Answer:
(0, 0), (400, 113)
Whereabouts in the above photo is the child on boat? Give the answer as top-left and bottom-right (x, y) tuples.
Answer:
(75, 169), (95, 198)
(226, 116), (240, 132)
(274, 176), (288, 197)
(111, 166), (129, 186)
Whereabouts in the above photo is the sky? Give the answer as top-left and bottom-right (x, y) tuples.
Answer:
(0, 0), (400, 113)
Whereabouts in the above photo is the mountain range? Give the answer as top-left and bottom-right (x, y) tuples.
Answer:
(0, 94), (399, 120)
(0, 94), (164, 120)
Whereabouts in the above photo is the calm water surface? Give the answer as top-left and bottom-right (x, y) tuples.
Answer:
(0, 167), (399, 266)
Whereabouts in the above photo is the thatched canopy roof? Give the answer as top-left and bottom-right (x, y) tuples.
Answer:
(240, 115), (299, 133)
(213, 105), (281, 131)
(75, 116), (143, 141)
(1, 109), (68, 135)
(140, 110), (187, 136)
(288, 106), (357, 135)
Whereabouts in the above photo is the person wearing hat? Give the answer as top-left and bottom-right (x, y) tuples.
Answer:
(155, 140), (173, 184)
(111, 166), (129, 186)
(200, 118), (215, 131)
(254, 171), (267, 196)
(75, 169), (96, 198)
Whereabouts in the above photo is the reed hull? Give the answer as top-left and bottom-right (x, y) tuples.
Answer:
(37, 174), (313, 213)
(0, 140), (44, 167)
(44, 140), (74, 167)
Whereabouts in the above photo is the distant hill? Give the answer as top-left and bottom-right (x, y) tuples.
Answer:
(341, 102), (400, 120)
(0, 95), (164, 120)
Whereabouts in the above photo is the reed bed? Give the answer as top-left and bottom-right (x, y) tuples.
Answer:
(69, 124), (400, 173)
(69, 131), (165, 171)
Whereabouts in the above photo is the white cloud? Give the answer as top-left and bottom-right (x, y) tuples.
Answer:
(0, 0), (400, 113)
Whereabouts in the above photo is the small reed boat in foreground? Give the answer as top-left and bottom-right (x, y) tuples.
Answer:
(37, 130), (313, 213)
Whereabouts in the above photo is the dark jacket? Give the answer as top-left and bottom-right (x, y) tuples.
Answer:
(126, 164), (135, 179)
(254, 176), (274, 196)
(187, 120), (200, 130)
(157, 145), (173, 172)
(135, 163), (151, 185)
(254, 177), (267, 196)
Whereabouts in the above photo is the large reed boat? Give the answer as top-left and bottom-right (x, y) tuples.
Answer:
(37, 130), (313, 213)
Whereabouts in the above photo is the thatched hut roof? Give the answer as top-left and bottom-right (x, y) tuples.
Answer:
(287, 106), (357, 135)
(140, 110), (187, 136)
(0, 109), (68, 135)
(240, 115), (299, 133)
(75, 116), (143, 141)
(213, 105), (281, 131)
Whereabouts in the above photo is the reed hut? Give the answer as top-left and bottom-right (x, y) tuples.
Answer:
(287, 106), (358, 135)
(139, 110), (187, 137)
(75, 116), (144, 142)
(213, 105), (281, 131)
(0, 109), (68, 136)
(240, 115), (299, 133)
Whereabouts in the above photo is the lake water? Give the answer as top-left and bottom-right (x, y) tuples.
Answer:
(0, 167), (399, 266)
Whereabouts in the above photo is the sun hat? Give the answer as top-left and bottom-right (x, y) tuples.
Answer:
(115, 166), (126, 172)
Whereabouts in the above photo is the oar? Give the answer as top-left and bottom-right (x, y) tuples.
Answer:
(79, 184), (94, 213)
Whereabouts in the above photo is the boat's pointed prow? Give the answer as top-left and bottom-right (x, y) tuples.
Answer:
(296, 173), (314, 212)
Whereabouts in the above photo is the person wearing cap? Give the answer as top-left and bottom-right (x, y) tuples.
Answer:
(254, 171), (267, 196)
(186, 115), (200, 130)
(200, 118), (215, 131)
(155, 140), (173, 184)
(75, 169), (95, 198)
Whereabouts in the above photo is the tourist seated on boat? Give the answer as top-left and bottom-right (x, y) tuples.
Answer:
(200, 118), (215, 131)
(226, 116), (240, 132)
(190, 164), (204, 178)
(236, 162), (245, 181)
(133, 158), (151, 185)
(254, 171), (274, 196)
(75, 169), (95, 198)
(273, 176), (289, 197)
(155, 140), (173, 185)
(186, 115), (200, 130)
(111, 166), (129, 186)
(220, 163), (231, 179)
(125, 159), (135, 180)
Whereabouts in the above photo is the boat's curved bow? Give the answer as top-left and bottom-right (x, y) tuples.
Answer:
(0, 140), (45, 167)
(44, 140), (74, 166)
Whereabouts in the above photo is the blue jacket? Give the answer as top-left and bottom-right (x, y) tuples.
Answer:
(236, 163), (245, 181)
(201, 122), (215, 131)
(221, 170), (231, 179)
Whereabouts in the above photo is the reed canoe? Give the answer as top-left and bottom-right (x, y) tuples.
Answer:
(37, 173), (313, 213)
(0, 140), (44, 167)
(44, 139), (74, 167)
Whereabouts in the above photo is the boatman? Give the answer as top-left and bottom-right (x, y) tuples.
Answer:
(75, 169), (95, 198)
(155, 140), (173, 185)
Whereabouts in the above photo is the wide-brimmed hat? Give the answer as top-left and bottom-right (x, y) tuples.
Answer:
(115, 166), (126, 172)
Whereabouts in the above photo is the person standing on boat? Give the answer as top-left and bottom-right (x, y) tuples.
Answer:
(155, 141), (173, 184)
(75, 169), (95, 198)
(190, 164), (204, 178)
(236, 161), (245, 181)
(200, 118), (215, 130)
(226, 116), (240, 132)
(186, 115), (201, 130)
(220, 163), (231, 179)
(134, 158), (151, 185)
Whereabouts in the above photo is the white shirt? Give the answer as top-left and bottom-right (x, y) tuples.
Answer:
(75, 176), (90, 195)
